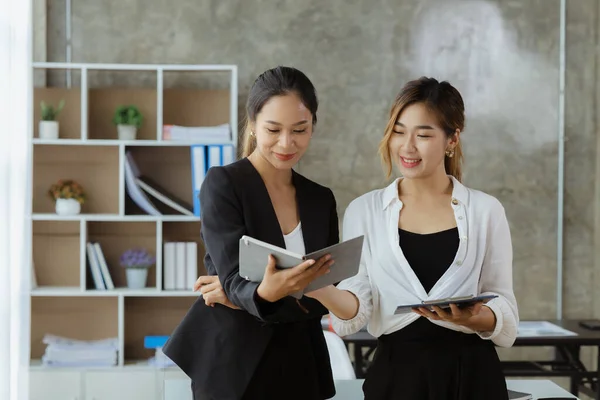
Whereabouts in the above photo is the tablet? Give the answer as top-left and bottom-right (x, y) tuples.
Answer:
(239, 235), (364, 299)
(394, 294), (498, 315)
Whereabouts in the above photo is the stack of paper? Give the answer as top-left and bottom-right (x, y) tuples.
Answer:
(162, 123), (231, 142)
(146, 347), (176, 368)
(41, 334), (119, 367)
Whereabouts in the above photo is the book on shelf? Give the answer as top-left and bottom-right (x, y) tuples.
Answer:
(163, 241), (197, 290)
(125, 150), (194, 216)
(86, 242), (114, 290)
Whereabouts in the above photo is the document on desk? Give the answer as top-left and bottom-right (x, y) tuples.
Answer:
(517, 321), (578, 338)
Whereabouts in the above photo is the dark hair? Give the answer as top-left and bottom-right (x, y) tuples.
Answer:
(378, 76), (466, 181)
(242, 66), (318, 157)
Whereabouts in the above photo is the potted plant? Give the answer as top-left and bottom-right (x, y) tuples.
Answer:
(113, 105), (143, 140)
(120, 248), (155, 289)
(47, 179), (85, 215)
(39, 99), (65, 139)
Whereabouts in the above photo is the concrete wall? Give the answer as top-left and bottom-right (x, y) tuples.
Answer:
(36, 0), (600, 364)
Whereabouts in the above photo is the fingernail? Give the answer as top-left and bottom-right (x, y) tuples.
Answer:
(326, 269), (331, 274)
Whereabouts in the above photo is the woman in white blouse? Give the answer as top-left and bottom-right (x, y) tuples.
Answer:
(196, 76), (519, 399)
(306, 76), (519, 399)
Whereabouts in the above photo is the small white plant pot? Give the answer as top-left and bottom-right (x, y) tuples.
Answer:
(117, 124), (137, 140)
(125, 268), (148, 289)
(55, 198), (81, 215)
(39, 121), (59, 140)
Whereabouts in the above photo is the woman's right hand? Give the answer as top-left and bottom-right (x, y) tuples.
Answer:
(256, 254), (334, 303)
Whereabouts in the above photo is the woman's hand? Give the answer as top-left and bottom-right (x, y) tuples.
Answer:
(256, 254), (334, 303)
(194, 275), (240, 310)
(413, 302), (484, 326)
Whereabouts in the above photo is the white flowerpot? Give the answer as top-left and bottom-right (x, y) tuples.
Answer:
(117, 124), (137, 140)
(39, 121), (59, 140)
(126, 268), (148, 289)
(55, 198), (81, 215)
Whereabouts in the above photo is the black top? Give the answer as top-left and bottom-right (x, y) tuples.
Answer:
(399, 227), (459, 293)
(396, 227), (460, 340)
(162, 158), (339, 400)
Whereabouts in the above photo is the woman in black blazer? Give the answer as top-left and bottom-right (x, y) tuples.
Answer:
(163, 66), (339, 400)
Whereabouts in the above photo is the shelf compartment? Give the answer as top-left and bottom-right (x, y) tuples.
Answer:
(162, 221), (206, 279)
(32, 145), (120, 214)
(32, 221), (81, 288)
(33, 84), (82, 140)
(88, 88), (157, 141)
(87, 68), (158, 141)
(124, 297), (196, 362)
(124, 146), (194, 216)
(86, 221), (157, 289)
(30, 296), (118, 360)
(163, 70), (231, 129)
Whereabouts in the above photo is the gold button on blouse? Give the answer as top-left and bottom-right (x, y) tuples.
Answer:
(451, 198), (459, 205)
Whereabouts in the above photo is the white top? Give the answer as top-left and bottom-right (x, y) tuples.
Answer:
(330, 176), (520, 348)
(283, 222), (306, 255)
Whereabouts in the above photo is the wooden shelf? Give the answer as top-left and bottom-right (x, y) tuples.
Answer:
(32, 138), (234, 146)
(86, 221), (157, 289)
(33, 87), (81, 139)
(124, 297), (196, 361)
(30, 297), (118, 360)
(124, 146), (194, 217)
(163, 221), (206, 277)
(33, 145), (120, 214)
(31, 214), (200, 222)
(32, 221), (81, 287)
(28, 62), (238, 370)
(88, 88), (157, 141)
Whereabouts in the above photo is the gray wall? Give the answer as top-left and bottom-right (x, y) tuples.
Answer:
(37, 0), (600, 364)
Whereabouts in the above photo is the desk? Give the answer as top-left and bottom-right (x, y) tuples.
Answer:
(341, 320), (600, 399)
(163, 379), (579, 400)
(331, 379), (578, 399)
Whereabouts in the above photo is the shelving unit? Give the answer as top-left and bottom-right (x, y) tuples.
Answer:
(29, 62), (238, 372)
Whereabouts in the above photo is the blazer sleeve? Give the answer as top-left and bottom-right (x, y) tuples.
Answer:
(200, 167), (331, 323)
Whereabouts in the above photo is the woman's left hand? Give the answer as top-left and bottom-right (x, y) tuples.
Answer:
(194, 275), (240, 310)
(413, 302), (483, 326)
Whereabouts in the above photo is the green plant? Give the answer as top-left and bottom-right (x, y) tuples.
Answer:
(112, 105), (143, 128)
(47, 179), (86, 204)
(40, 99), (65, 121)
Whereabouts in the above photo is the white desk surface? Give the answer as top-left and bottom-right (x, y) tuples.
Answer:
(164, 378), (579, 400)
(330, 379), (578, 399)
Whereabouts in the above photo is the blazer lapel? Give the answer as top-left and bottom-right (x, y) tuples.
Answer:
(243, 158), (286, 249)
(292, 171), (319, 254)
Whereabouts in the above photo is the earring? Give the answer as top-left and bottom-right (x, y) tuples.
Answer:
(250, 131), (255, 137)
(445, 149), (454, 158)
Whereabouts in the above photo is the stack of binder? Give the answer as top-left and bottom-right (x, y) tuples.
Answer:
(190, 144), (235, 216)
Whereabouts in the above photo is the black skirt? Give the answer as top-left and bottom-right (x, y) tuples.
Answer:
(192, 321), (327, 400)
(363, 318), (509, 400)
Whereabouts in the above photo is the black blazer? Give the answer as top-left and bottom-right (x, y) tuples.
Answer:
(163, 157), (339, 400)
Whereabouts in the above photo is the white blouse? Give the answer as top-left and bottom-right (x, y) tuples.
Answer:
(330, 176), (519, 348)
(283, 222), (305, 255)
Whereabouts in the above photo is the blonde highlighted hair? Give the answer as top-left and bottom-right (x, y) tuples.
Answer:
(378, 77), (465, 181)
